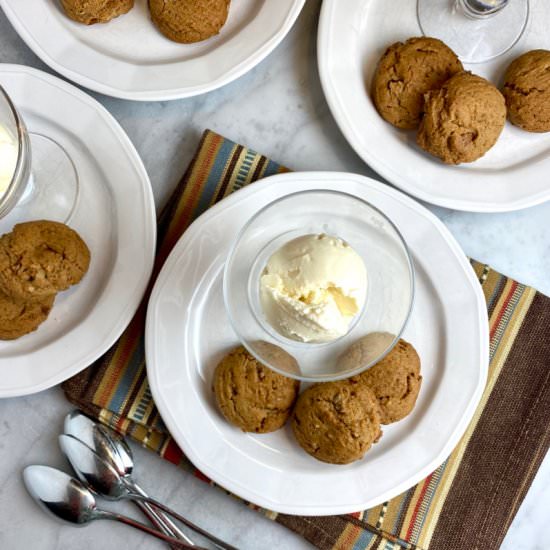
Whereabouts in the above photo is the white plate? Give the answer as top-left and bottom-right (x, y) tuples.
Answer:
(318, 0), (550, 212)
(145, 171), (488, 515)
(0, 0), (304, 101)
(0, 64), (156, 398)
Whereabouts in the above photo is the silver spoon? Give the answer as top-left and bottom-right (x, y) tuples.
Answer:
(23, 465), (204, 549)
(59, 434), (238, 550)
(63, 411), (193, 547)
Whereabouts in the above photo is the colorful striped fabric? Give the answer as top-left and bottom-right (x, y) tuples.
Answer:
(63, 130), (550, 550)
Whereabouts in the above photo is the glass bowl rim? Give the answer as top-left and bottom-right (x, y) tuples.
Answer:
(222, 188), (416, 382)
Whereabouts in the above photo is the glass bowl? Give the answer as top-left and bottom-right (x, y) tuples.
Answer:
(0, 85), (79, 231)
(223, 190), (415, 381)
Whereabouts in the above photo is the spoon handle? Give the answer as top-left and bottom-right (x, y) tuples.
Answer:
(127, 479), (194, 547)
(95, 509), (207, 550)
(128, 494), (238, 550)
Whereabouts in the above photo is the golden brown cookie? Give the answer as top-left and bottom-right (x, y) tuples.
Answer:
(291, 380), (381, 465)
(417, 71), (506, 164)
(250, 340), (301, 376)
(213, 345), (300, 433)
(60, 0), (134, 25)
(502, 49), (550, 132)
(371, 37), (463, 130)
(148, 0), (230, 44)
(0, 221), (90, 303)
(0, 291), (54, 340)
(353, 339), (422, 424)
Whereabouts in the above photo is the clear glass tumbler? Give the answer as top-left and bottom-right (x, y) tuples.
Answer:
(0, 85), (79, 232)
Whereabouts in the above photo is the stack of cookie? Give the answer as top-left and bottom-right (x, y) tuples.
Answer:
(212, 339), (422, 465)
(0, 220), (90, 340)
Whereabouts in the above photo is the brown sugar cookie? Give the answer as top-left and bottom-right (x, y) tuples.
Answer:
(0, 292), (54, 340)
(213, 345), (300, 433)
(371, 37), (463, 129)
(353, 339), (422, 424)
(502, 50), (550, 132)
(0, 221), (90, 303)
(292, 380), (381, 465)
(148, 0), (230, 44)
(417, 71), (506, 164)
(60, 0), (134, 25)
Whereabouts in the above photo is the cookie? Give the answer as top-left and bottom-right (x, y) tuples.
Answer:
(353, 339), (421, 424)
(291, 380), (381, 465)
(250, 340), (301, 376)
(0, 291), (54, 340)
(502, 49), (550, 132)
(371, 37), (463, 130)
(417, 71), (506, 164)
(149, 0), (230, 44)
(60, 0), (134, 25)
(0, 221), (90, 302)
(213, 345), (300, 433)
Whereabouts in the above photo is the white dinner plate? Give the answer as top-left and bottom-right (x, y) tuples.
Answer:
(145, 171), (489, 515)
(0, 0), (304, 101)
(0, 64), (155, 398)
(318, 0), (550, 212)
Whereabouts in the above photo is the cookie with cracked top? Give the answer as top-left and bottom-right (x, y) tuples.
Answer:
(371, 36), (463, 129)
(417, 71), (506, 164)
(351, 339), (422, 425)
(60, 0), (134, 25)
(0, 291), (54, 340)
(292, 380), (382, 465)
(0, 220), (90, 303)
(149, 0), (230, 44)
(212, 345), (300, 433)
(502, 49), (550, 132)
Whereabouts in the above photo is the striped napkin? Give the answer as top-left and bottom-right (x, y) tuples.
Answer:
(62, 130), (550, 550)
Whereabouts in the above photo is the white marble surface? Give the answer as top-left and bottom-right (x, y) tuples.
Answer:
(0, 2), (549, 549)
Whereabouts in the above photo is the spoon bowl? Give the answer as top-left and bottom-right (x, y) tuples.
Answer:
(23, 465), (97, 525)
(59, 434), (128, 500)
(64, 411), (134, 477)
(23, 465), (200, 549)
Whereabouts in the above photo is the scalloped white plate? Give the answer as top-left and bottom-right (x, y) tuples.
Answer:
(145, 171), (488, 515)
(0, 0), (304, 101)
(318, 0), (550, 212)
(0, 65), (155, 398)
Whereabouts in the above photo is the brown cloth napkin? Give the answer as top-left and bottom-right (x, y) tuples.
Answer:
(63, 130), (550, 550)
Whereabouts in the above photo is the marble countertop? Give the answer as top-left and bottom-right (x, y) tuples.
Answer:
(0, 2), (549, 549)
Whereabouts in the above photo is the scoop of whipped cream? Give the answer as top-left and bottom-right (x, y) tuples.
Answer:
(260, 234), (367, 343)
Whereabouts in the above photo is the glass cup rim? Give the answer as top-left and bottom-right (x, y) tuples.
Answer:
(222, 188), (416, 382)
(0, 85), (27, 215)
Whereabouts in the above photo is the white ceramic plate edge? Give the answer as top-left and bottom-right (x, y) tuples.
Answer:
(0, 1), (305, 101)
(0, 64), (156, 398)
(317, 0), (550, 213)
(145, 171), (489, 515)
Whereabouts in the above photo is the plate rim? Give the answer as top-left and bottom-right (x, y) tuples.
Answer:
(145, 170), (489, 515)
(317, 0), (550, 213)
(0, 63), (156, 398)
(0, 0), (305, 101)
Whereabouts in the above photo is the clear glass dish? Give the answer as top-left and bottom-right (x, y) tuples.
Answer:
(417, 0), (529, 64)
(223, 190), (415, 381)
(0, 85), (79, 231)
